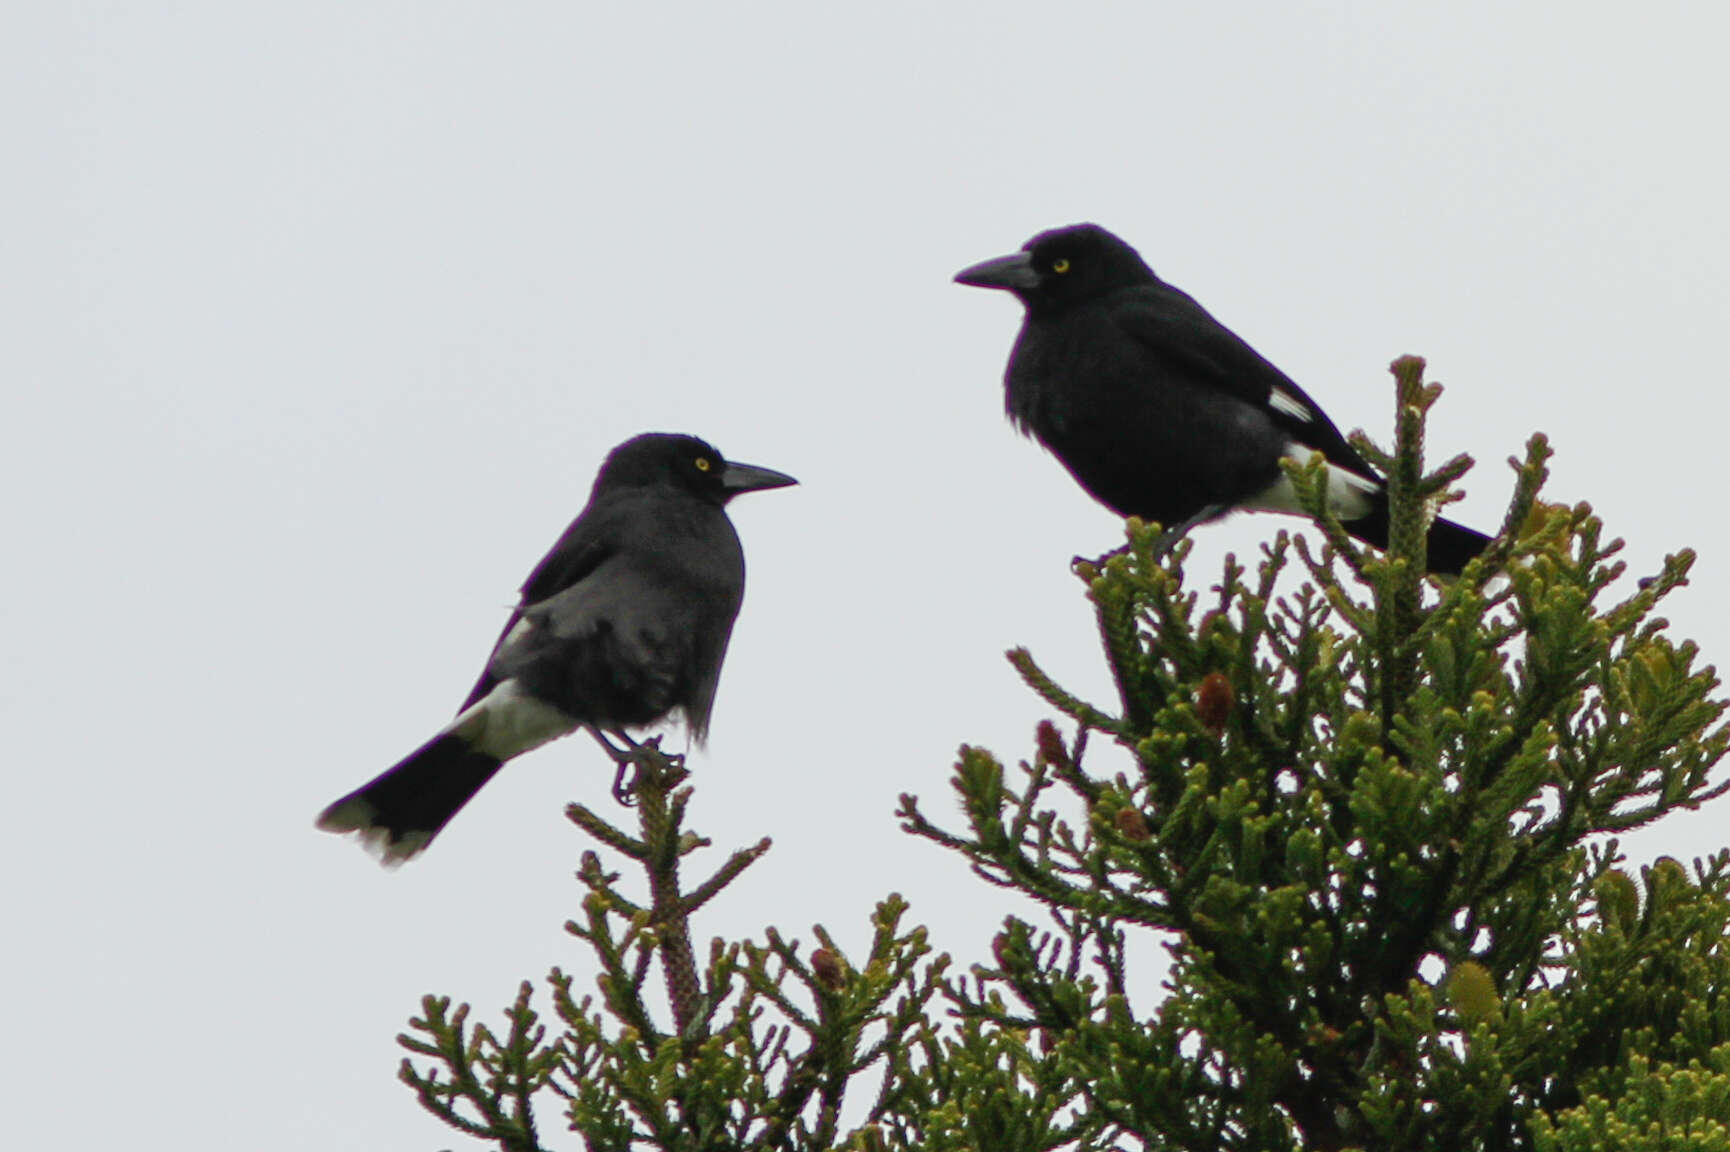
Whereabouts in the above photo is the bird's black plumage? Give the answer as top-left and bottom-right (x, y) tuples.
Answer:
(956, 223), (1490, 574)
(316, 433), (796, 864)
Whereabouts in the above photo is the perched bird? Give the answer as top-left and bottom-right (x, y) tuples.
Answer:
(316, 433), (796, 864)
(955, 223), (1490, 574)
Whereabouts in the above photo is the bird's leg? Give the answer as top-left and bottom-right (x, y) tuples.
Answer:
(1073, 507), (1224, 573)
(1147, 506), (1226, 562)
(588, 729), (687, 806)
(586, 729), (644, 805)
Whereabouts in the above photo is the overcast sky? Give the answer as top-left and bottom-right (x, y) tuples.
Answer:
(6, 3), (1729, 1148)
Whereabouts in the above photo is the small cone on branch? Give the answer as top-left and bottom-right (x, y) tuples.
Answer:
(1115, 806), (1151, 842)
(1196, 672), (1234, 736)
(811, 948), (846, 991)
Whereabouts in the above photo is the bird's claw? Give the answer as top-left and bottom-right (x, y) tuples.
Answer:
(601, 734), (688, 806)
(642, 735), (687, 770)
(1074, 516), (1202, 577)
(1145, 528), (1184, 564)
(611, 759), (641, 806)
(1072, 544), (1131, 574)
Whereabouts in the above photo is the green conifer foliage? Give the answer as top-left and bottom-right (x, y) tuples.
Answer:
(901, 359), (1730, 1150)
(390, 359), (1730, 1151)
(396, 753), (971, 1151)
(1533, 1045), (1730, 1151)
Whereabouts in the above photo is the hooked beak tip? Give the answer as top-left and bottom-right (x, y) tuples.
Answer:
(721, 462), (798, 495)
(953, 251), (1040, 291)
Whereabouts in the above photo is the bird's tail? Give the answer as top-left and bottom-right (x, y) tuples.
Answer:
(1343, 494), (1491, 578)
(1421, 516), (1494, 577)
(316, 734), (504, 865)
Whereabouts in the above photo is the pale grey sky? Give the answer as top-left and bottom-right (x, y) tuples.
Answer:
(5, 3), (1728, 1148)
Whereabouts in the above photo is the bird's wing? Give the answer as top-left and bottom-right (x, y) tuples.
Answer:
(518, 513), (621, 604)
(489, 567), (708, 733)
(1110, 286), (1375, 477)
(456, 513), (620, 712)
(457, 494), (741, 737)
(503, 509), (741, 740)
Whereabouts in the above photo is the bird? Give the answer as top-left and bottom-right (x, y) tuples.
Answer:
(316, 432), (797, 864)
(955, 223), (1490, 575)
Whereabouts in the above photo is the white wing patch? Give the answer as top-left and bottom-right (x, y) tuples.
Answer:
(501, 615), (534, 647)
(1267, 387), (1312, 423)
(1242, 445), (1378, 520)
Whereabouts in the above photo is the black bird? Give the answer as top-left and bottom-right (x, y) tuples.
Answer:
(955, 223), (1490, 574)
(316, 433), (796, 864)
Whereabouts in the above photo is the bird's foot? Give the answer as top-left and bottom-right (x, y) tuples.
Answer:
(1074, 517), (1209, 580)
(1072, 545), (1130, 577)
(1148, 507), (1224, 563)
(592, 731), (688, 806)
(1145, 528), (1185, 564)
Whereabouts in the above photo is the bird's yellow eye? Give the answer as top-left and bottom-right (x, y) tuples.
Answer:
(694, 457), (712, 472)
(1051, 257), (1071, 274)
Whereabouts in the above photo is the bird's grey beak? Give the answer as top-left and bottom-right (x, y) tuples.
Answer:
(721, 461), (798, 495)
(954, 251), (1040, 291)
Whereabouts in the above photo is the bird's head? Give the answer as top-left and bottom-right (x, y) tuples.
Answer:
(955, 223), (1156, 315)
(595, 433), (798, 506)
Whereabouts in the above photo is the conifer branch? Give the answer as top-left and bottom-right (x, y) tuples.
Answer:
(905, 359), (1730, 1150)
(396, 744), (962, 1150)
